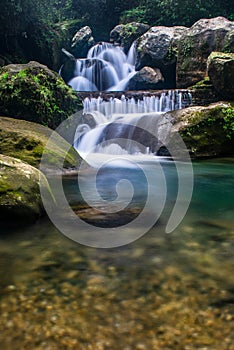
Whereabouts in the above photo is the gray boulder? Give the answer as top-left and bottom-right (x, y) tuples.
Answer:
(128, 67), (164, 90)
(207, 51), (234, 100)
(71, 26), (95, 58)
(110, 22), (149, 53)
(135, 26), (187, 88)
(176, 17), (234, 87)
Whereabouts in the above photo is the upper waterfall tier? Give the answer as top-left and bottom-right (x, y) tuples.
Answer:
(68, 42), (136, 92)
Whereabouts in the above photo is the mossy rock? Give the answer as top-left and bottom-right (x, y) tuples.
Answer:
(176, 17), (234, 87)
(188, 78), (220, 106)
(0, 155), (53, 225)
(166, 102), (234, 158)
(207, 52), (234, 100)
(110, 22), (150, 53)
(0, 116), (81, 170)
(0, 61), (82, 129)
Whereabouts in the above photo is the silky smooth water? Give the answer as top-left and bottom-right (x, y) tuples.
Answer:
(0, 159), (233, 349)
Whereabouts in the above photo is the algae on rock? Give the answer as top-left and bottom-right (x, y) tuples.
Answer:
(0, 155), (53, 224)
(166, 102), (234, 158)
(0, 61), (82, 129)
(0, 116), (81, 170)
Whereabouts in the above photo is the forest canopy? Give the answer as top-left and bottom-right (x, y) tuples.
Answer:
(0, 0), (233, 64)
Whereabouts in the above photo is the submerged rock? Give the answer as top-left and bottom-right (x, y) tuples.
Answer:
(0, 61), (81, 129)
(207, 52), (234, 100)
(128, 66), (164, 90)
(176, 17), (234, 87)
(71, 26), (95, 58)
(0, 155), (52, 225)
(110, 22), (149, 52)
(0, 116), (81, 170)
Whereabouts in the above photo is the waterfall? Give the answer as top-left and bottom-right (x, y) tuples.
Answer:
(68, 42), (136, 92)
(73, 90), (192, 159)
(82, 90), (192, 115)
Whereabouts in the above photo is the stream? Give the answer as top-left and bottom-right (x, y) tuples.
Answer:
(0, 158), (233, 349)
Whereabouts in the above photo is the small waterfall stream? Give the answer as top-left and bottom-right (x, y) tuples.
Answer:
(74, 90), (192, 159)
(82, 90), (192, 115)
(68, 42), (136, 92)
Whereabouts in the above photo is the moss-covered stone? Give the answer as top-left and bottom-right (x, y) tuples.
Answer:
(110, 22), (150, 52)
(0, 61), (82, 129)
(0, 155), (53, 225)
(176, 17), (234, 87)
(168, 102), (234, 158)
(207, 52), (234, 100)
(0, 116), (81, 170)
(71, 26), (95, 58)
(188, 78), (220, 106)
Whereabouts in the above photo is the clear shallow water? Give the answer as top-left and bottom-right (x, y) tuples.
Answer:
(0, 159), (233, 349)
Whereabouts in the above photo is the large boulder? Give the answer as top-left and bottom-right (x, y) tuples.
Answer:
(207, 52), (234, 100)
(0, 61), (81, 129)
(71, 26), (95, 58)
(160, 102), (234, 158)
(176, 17), (234, 87)
(135, 26), (187, 88)
(110, 22), (150, 53)
(0, 116), (81, 170)
(128, 67), (165, 90)
(0, 155), (53, 225)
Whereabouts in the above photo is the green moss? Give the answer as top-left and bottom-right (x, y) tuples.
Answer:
(0, 116), (81, 170)
(189, 77), (211, 89)
(179, 105), (234, 157)
(164, 46), (176, 63)
(122, 23), (138, 38)
(180, 38), (193, 57)
(0, 155), (54, 224)
(0, 62), (82, 129)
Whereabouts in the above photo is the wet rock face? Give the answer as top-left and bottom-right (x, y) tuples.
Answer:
(135, 26), (186, 88)
(128, 67), (165, 90)
(0, 155), (51, 225)
(134, 17), (234, 89)
(176, 17), (234, 87)
(164, 102), (234, 158)
(71, 26), (95, 58)
(136, 26), (186, 68)
(110, 22), (150, 53)
(207, 52), (234, 100)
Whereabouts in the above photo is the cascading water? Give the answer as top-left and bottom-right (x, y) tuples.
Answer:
(73, 90), (192, 160)
(82, 90), (192, 115)
(65, 40), (193, 160)
(68, 42), (136, 92)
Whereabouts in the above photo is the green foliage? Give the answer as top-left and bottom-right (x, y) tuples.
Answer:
(0, 0), (233, 66)
(119, 0), (233, 27)
(120, 6), (148, 24)
(222, 107), (234, 139)
(0, 64), (81, 129)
